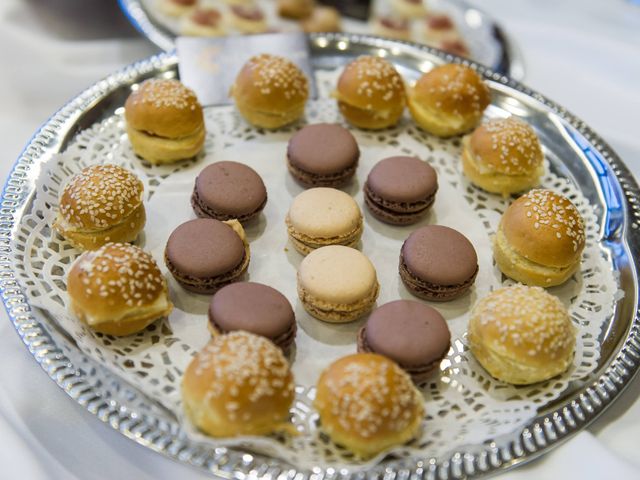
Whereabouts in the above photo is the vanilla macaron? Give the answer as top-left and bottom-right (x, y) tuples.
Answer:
(297, 245), (379, 323)
(286, 188), (363, 255)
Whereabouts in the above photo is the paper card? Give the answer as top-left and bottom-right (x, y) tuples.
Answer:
(177, 32), (316, 106)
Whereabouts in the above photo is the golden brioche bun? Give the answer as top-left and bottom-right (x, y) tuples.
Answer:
(334, 56), (406, 130)
(125, 78), (205, 163)
(461, 117), (544, 195)
(53, 164), (146, 251)
(301, 6), (341, 32)
(468, 285), (576, 385)
(314, 353), (423, 457)
(277, 0), (314, 19)
(408, 63), (490, 137)
(67, 243), (172, 336)
(182, 331), (295, 437)
(230, 54), (309, 129)
(494, 189), (585, 286)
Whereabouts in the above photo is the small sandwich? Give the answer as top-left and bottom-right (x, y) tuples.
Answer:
(124, 78), (205, 164)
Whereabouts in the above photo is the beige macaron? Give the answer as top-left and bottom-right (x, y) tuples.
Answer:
(285, 188), (363, 255)
(297, 245), (379, 323)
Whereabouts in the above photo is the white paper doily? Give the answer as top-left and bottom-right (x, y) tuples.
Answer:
(11, 70), (618, 470)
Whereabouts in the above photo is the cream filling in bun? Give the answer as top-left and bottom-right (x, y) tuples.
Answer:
(332, 91), (398, 120)
(131, 123), (205, 146)
(54, 204), (142, 235)
(409, 98), (469, 130)
(468, 326), (574, 385)
(75, 294), (172, 327)
(494, 228), (575, 276)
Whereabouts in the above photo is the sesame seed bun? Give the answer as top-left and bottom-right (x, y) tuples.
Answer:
(301, 6), (341, 32)
(277, 0), (314, 19)
(53, 164), (146, 251)
(182, 331), (295, 437)
(124, 78), (205, 164)
(408, 64), (490, 137)
(334, 56), (406, 130)
(494, 189), (586, 286)
(230, 54), (309, 129)
(67, 243), (172, 336)
(468, 285), (576, 385)
(462, 117), (544, 195)
(314, 353), (423, 457)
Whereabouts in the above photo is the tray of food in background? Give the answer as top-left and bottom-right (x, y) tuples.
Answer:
(118, 0), (524, 78)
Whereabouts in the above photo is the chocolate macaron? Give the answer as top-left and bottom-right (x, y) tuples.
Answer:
(208, 282), (296, 353)
(400, 225), (478, 301)
(358, 300), (451, 382)
(165, 218), (250, 294)
(287, 123), (359, 187)
(191, 161), (267, 223)
(364, 156), (438, 225)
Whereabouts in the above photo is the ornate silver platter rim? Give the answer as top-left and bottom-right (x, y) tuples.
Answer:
(3, 33), (639, 479)
(116, 0), (525, 80)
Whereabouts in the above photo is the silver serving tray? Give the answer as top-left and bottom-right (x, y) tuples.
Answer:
(117, 0), (525, 79)
(4, 34), (639, 479)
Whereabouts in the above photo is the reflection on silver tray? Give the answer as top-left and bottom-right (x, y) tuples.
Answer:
(4, 34), (640, 479)
(117, 0), (525, 79)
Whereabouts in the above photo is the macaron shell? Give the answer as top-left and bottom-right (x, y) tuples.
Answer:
(363, 300), (451, 367)
(209, 282), (295, 338)
(366, 156), (438, 203)
(287, 123), (359, 175)
(298, 245), (377, 304)
(165, 218), (245, 278)
(194, 161), (267, 217)
(288, 188), (362, 238)
(402, 225), (478, 286)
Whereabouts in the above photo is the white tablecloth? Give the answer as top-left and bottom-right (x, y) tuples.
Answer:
(1, 0), (639, 478)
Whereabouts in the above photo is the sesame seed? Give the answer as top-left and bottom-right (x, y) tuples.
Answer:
(243, 54), (308, 102)
(59, 164), (143, 230)
(472, 285), (575, 359)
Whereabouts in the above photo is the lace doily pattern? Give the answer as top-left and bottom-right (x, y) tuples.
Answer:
(11, 71), (618, 469)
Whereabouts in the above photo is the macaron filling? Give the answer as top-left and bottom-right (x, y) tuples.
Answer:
(287, 159), (357, 188)
(297, 281), (380, 322)
(165, 252), (248, 293)
(364, 182), (436, 223)
(286, 217), (363, 253)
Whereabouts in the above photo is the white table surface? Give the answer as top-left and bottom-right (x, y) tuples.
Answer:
(0, 0), (639, 478)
